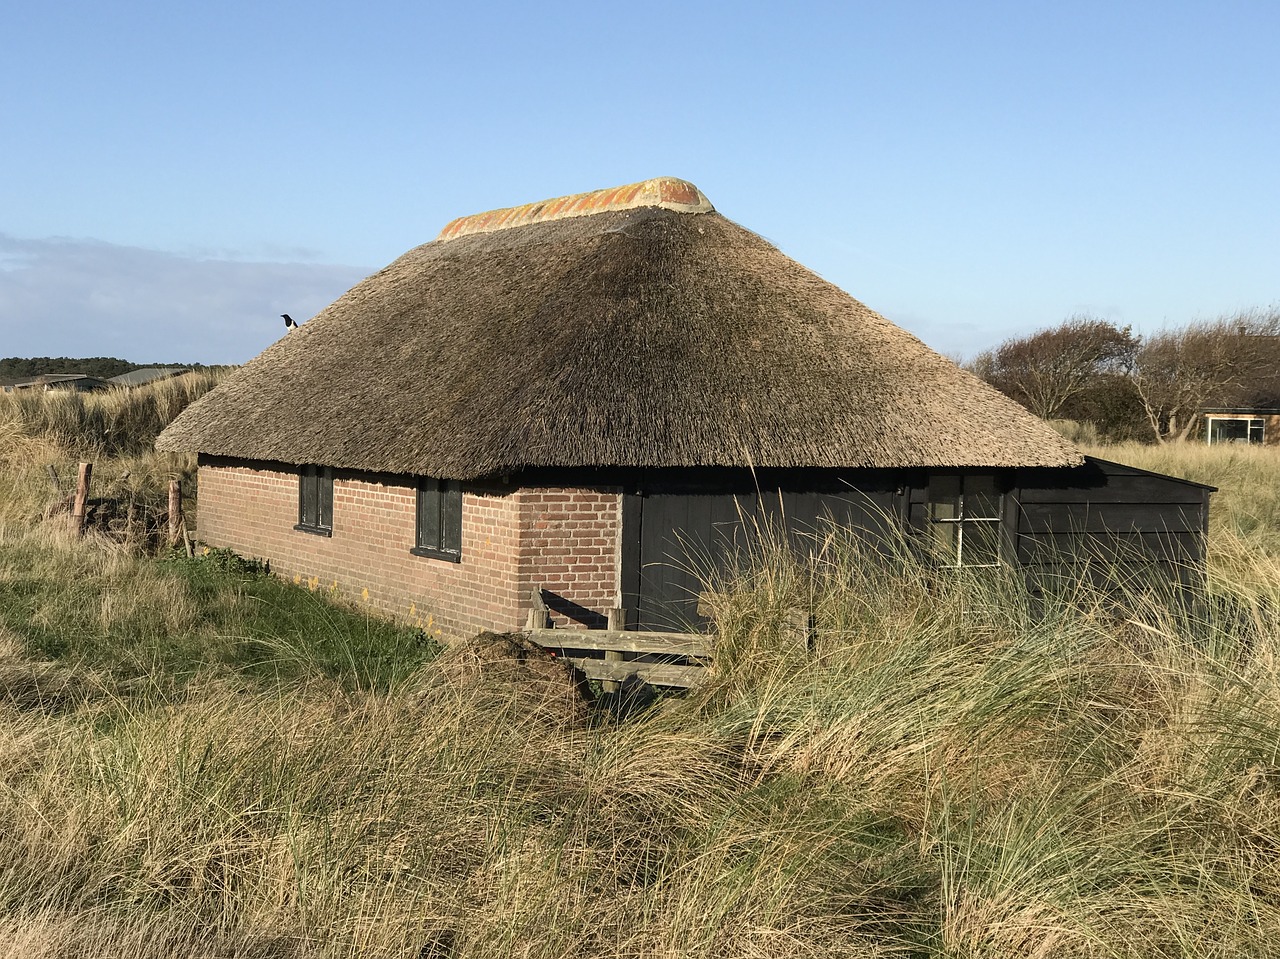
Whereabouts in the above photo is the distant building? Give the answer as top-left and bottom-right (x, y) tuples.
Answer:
(1201, 408), (1280, 445)
(1, 374), (109, 393)
(107, 367), (191, 388)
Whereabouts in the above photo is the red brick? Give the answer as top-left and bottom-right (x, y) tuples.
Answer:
(197, 464), (622, 638)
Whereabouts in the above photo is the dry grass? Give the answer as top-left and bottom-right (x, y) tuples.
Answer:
(0, 373), (219, 541)
(0, 431), (1279, 955)
(0, 371), (221, 458)
(0, 519), (1277, 956)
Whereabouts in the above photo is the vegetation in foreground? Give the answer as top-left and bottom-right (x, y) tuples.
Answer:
(2, 383), (1280, 956)
(2, 517), (1280, 957)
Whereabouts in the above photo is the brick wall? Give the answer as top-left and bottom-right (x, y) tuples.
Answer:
(195, 460), (621, 639)
(517, 488), (622, 628)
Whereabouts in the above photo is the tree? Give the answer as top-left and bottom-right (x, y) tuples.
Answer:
(970, 316), (1138, 420)
(1132, 310), (1280, 443)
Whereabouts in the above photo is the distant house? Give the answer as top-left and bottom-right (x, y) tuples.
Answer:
(1201, 408), (1280, 445)
(157, 177), (1212, 638)
(107, 367), (191, 388)
(0, 367), (191, 394)
(1, 373), (109, 393)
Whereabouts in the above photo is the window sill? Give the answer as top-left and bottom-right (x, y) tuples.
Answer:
(294, 523), (333, 538)
(410, 546), (461, 563)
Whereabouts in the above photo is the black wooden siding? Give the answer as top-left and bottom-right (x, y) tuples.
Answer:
(620, 469), (902, 631)
(621, 459), (1212, 631)
(1009, 458), (1212, 592)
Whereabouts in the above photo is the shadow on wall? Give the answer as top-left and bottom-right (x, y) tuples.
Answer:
(541, 590), (608, 629)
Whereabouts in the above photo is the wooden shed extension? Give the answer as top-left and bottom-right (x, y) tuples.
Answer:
(615, 457), (1213, 630)
(1004, 458), (1213, 592)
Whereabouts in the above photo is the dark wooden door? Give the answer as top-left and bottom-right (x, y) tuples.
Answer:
(623, 472), (901, 631)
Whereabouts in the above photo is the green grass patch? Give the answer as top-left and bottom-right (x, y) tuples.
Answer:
(0, 534), (437, 691)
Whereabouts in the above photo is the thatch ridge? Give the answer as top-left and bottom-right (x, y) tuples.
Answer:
(158, 201), (1081, 477)
(437, 176), (713, 242)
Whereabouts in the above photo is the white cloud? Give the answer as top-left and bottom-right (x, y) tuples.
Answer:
(0, 235), (371, 365)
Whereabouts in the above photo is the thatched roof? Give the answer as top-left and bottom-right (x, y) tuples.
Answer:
(158, 177), (1082, 477)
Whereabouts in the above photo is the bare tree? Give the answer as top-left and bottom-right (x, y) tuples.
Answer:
(970, 316), (1138, 420)
(1133, 310), (1280, 443)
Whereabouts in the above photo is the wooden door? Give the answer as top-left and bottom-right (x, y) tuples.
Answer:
(623, 472), (901, 631)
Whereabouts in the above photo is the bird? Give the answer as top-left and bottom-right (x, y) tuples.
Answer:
(282, 313), (298, 330)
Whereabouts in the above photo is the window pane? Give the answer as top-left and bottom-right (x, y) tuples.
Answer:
(928, 474), (961, 521)
(441, 481), (462, 555)
(300, 466), (317, 526)
(963, 474), (1000, 519)
(963, 520), (1001, 566)
(1210, 418), (1252, 444)
(417, 478), (441, 550)
(318, 468), (333, 529)
(931, 519), (957, 562)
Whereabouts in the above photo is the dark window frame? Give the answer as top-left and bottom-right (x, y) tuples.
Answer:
(295, 464), (334, 536)
(411, 477), (462, 562)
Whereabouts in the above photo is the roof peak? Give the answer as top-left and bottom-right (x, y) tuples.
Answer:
(436, 177), (714, 242)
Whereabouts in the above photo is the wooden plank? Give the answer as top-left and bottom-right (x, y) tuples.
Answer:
(1015, 488), (1207, 506)
(787, 608), (814, 652)
(168, 479), (182, 546)
(629, 477), (903, 633)
(1016, 530), (1203, 565)
(638, 492), (707, 631)
(1018, 502), (1205, 534)
(1023, 561), (1193, 595)
(528, 628), (713, 658)
(696, 591), (727, 618)
(564, 656), (707, 688)
(524, 588), (549, 630)
(603, 608), (624, 694)
(620, 493), (642, 630)
(1014, 474), (1206, 505)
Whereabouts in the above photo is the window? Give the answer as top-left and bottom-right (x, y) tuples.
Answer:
(296, 465), (333, 535)
(1206, 415), (1264, 445)
(927, 473), (1003, 567)
(412, 477), (461, 561)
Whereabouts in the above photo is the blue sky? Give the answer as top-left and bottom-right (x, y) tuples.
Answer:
(1, 0), (1276, 364)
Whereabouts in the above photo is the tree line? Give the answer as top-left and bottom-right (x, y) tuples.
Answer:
(967, 309), (1280, 443)
(0, 357), (209, 381)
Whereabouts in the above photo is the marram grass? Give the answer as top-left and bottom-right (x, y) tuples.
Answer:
(1, 513), (1280, 956)
(2, 430), (1280, 955)
(0, 371), (222, 459)
(0, 372), (221, 537)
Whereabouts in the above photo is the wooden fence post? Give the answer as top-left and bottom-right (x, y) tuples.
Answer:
(603, 607), (626, 694)
(168, 479), (182, 546)
(70, 462), (92, 536)
(787, 608), (815, 653)
(524, 588), (549, 630)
